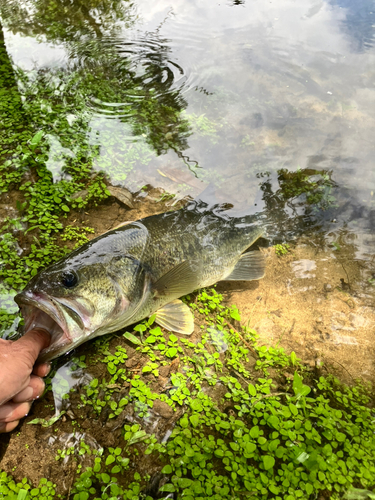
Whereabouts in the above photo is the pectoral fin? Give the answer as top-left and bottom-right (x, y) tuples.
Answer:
(153, 260), (199, 298)
(154, 299), (194, 335)
(222, 251), (266, 281)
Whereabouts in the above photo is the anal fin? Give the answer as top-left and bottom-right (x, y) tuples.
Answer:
(222, 251), (266, 281)
(154, 299), (194, 335)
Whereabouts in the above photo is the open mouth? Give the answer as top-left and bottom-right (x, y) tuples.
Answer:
(15, 291), (78, 362)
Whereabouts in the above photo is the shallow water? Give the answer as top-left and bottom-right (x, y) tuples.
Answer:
(1, 0), (375, 247)
(2, 0), (375, 217)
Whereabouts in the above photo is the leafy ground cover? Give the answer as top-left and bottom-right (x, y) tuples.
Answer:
(1, 288), (374, 500)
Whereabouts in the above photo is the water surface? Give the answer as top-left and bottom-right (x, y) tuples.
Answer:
(1, 0), (375, 236)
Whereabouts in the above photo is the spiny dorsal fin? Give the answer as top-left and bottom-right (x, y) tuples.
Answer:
(154, 299), (194, 335)
(222, 251), (266, 281)
(152, 260), (199, 298)
(101, 221), (134, 236)
(112, 221), (134, 230)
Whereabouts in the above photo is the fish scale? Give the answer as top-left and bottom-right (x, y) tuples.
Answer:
(135, 209), (263, 287)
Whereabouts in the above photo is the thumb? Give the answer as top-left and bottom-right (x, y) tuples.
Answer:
(0, 329), (51, 406)
(12, 329), (51, 368)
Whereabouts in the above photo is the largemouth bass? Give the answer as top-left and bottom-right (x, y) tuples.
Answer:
(15, 205), (265, 361)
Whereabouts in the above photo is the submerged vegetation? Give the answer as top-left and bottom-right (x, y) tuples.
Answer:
(277, 169), (336, 210)
(0, 290), (374, 499)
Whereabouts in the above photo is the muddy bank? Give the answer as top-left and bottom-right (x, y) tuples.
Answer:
(219, 240), (375, 383)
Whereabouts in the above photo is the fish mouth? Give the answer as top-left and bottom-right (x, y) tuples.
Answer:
(15, 291), (85, 362)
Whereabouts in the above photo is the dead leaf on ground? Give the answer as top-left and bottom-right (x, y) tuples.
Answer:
(107, 186), (134, 209)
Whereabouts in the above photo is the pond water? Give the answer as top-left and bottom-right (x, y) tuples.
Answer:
(2, 0), (375, 222)
(1, 0), (375, 497)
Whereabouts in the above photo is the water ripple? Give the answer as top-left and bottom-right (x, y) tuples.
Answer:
(72, 32), (203, 119)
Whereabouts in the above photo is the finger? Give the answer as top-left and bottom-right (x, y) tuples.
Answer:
(0, 401), (32, 423)
(12, 376), (45, 404)
(10, 329), (51, 367)
(0, 420), (20, 433)
(32, 362), (51, 378)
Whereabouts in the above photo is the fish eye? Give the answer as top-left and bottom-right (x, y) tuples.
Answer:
(61, 270), (78, 288)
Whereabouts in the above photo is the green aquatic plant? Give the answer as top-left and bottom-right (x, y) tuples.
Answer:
(275, 243), (290, 256)
(0, 475), (56, 500)
(1, 294), (375, 499)
(158, 371), (375, 499)
(277, 168), (337, 209)
(240, 134), (256, 148)
(61, 225), (95, 248)
(27, 411), (66, 428)
(186, 113), (220, 144)
(2, 273), (375, 499)
(157, 191), (176, 203)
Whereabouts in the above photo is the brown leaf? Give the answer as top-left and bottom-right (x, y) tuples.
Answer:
(107, 186), (134, 209)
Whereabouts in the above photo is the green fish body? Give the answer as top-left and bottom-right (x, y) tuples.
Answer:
(15, 205), (265, 361)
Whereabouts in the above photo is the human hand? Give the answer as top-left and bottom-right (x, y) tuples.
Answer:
(0, 328), (51, 433)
